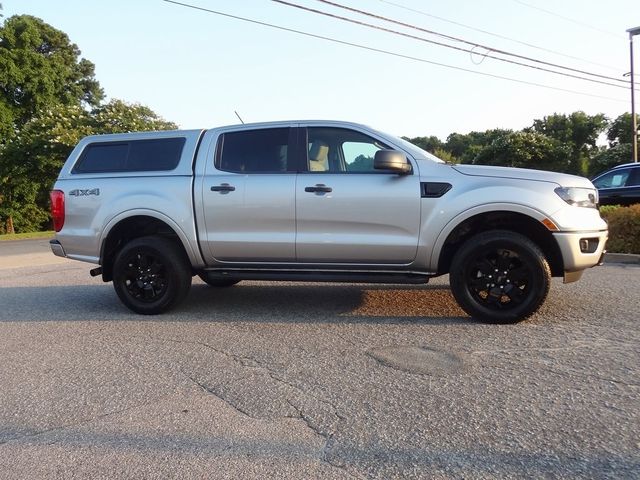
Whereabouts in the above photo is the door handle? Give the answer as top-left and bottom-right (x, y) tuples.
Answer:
(211, 183), (235, 193)
(305, 184), (332, 193)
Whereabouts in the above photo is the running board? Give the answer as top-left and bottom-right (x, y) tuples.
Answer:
(199, 269), (432, 284)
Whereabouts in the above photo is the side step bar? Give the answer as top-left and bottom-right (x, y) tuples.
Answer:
(199, 269), (432, 284)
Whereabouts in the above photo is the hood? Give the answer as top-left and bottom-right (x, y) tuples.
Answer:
(451, 164), (593, 188)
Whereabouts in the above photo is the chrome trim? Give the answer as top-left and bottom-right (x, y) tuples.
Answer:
(49, 240), (66, 258)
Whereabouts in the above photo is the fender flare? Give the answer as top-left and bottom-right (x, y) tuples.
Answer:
(100, 209), (204, 268)
(428, 202), (553, 271)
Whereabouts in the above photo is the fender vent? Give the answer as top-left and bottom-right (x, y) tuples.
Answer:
(421, 182), (452, 198)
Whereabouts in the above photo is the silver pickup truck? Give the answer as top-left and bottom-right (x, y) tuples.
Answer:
(49, 120), (608, 323)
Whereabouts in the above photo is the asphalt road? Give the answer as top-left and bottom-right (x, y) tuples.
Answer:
(0, 239), (638, 479)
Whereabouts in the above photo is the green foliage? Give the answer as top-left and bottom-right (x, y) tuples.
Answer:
(598, 205), (620, 216)
(472, 131), (571, 171)
(432, 147), (457, 164)
(0, 14), (104, 233)
(588, 113), (637, 176)
(606, 113), (637, 147)
(599, 204), (640, 254)
(445, 129), (512, 164)
(403, 135), (442, 153)
(0, 15), (103, 131)
(90, 100), (177, 134)
(528, 111), (607, 176)
(414, 112), (630, 176)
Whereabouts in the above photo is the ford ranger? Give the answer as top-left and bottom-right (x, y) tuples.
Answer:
(49, 120), (608, 323)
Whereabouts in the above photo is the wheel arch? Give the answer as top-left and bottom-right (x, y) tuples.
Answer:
(433, 205), (564, 277)
(100, 211), (201, 281)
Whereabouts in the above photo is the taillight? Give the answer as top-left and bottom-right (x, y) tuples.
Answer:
(50, 190), (65, 232)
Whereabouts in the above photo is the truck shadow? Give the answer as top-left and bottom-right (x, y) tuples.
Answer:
(0, 282), (471, 324)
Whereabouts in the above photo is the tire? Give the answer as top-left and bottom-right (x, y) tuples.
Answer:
(449, 230), (551, 324)
(112, 236), (192, 315)
(197, 273), (240, 288)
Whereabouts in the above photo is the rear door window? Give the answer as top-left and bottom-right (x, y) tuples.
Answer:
(216, 128), (292, 173)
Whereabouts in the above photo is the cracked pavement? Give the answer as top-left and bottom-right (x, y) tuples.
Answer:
(0, 239), (639, 478)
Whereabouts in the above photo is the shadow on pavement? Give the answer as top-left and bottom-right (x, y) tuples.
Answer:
(0, 282), (471, 325)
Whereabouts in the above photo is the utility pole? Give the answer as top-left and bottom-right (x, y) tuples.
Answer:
(627, 26), (640, 162)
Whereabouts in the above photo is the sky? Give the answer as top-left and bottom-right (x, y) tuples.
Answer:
(5, 0), (639, 140)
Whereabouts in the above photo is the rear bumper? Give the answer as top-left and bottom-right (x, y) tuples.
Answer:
(553, 230), (608, 283)
(49, 239), (67, 258)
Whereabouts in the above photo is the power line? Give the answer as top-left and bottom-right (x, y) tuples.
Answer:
(304, 0), (631, 88)
(160, 0), (626, 103)
(376, 0), (620, 72)
(510, 0), (625, 40)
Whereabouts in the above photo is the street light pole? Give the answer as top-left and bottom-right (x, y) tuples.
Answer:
(628, 27), (640, 163)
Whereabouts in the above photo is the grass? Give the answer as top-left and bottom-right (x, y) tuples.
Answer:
(0, 231), (55, 241)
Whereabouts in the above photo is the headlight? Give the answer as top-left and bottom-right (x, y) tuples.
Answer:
(554, 187), (598, 208)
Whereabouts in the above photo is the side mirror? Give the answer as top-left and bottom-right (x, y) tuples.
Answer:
(374, 150), (411, 174)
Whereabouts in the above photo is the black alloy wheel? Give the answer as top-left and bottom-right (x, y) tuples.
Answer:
(113, 236), (192, 315)
(449, 230), (551, 324)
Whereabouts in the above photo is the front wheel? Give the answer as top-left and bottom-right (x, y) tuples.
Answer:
(449, 230), (551, 324)
(112, 236), (192, 315)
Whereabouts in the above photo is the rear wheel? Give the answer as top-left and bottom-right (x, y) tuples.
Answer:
(113, 236), (192, 315)
(449, 230), (551, 324)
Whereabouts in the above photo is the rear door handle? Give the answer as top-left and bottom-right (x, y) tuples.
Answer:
(211, 183), (235, 193)
(305, 184), (332, 193)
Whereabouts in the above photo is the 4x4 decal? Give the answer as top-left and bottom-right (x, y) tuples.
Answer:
(69, 188), (100, 197)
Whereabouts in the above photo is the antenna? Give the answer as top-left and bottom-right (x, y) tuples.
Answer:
(234, 111), (245, 124)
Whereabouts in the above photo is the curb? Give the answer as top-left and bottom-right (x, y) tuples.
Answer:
(604, 253), (640, 265)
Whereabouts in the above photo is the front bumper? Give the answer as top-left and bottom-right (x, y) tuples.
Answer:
(49, 239), (67, 258)
(553, 230), (608, 283)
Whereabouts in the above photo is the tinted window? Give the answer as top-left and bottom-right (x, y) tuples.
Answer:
(218, 128), (291, 173)
(74, 137), (185, 173)
(306, 128), (391, 173)
(593, 169), (630, 188)
(75, 143), (128, 173)
(627, 167), (640, 186)
(128, 138), (185, 171)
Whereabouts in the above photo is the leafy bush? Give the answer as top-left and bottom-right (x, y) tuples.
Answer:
(599, 204), (640, 254)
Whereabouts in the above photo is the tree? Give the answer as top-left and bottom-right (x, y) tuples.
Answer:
(432, 147), (457, 164)
(0, 100), (177, 233)
(473, 131), (571, 171)
(445, 129), (512, 164)
(589, 113), (638, 174)
(0, 14), (104, 232)
(404, 135), (442, 153)
(0, 15), (103, 131)
(528, 111), (607, 176)
(89, 100), (177, 134)
(606, 113), (638, 147)
(0, 105), (91, 233)
(591, 144), (633, 176)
